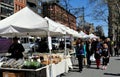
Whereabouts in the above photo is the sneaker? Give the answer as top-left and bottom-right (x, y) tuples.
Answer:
(102, 66), (105, 70)
(104, 66), (107, 70)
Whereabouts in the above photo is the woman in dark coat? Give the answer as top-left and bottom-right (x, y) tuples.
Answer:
(75, 38), (84, 72)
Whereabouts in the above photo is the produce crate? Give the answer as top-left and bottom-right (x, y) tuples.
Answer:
(3, 72), (24, 77)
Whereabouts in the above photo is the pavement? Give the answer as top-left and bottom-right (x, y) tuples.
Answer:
(61, 56), (120, 77)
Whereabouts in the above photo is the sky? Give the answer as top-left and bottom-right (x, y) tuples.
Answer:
(69, 0), (108, 37)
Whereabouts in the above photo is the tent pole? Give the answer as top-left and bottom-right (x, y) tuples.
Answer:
(64, 35), (67, 56)
(47, 21), (52, 77)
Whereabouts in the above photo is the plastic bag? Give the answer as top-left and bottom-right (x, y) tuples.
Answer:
(90, 54), (95, 61)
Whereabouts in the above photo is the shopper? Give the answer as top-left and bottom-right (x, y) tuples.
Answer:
(104, 38), (112, 65)
(114, 42), (119, 56)
(104, 38), (113, 56)
(95, 38), (102, 69)
(83, 41), (87, 67)
(86, 39), (92, 67)
(75, 38), (84, 72)
(8, 37), (25, 60)
(101, 43), (110, 70)
(38, 37), (48, 53)
(59, 40), (64, 50)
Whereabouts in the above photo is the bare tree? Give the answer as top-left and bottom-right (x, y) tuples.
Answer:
(95, 25), (104, 37)
(40, 0), (59, 3)
(88, 0), (120, 26)
(108, 0), (120, 45)
(58, 0), (84, 18)
(89, 0), (120, 43)
(88, 0), (108, 24)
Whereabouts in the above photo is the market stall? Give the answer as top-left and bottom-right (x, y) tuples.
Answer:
(0, 53), (73, 77)
(0, 7), (76, 77)
(0, 66), (47, 77)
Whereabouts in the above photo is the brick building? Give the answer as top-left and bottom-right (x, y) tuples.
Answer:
(0, 1), (76, 30)
(14, 0), (26, 13)
(14, 0), (38, 13)
(42, 3), (76, 30)
(0, 0), (14, 20)
(0, 0), (38, 20)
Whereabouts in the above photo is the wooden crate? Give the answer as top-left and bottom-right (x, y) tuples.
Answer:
(3, 72), (24, 77)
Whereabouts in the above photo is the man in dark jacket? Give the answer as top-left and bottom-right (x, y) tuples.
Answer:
(8, 37), (25, 60)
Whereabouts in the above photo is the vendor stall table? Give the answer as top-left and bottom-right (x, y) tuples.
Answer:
(0, 65), (47, 77)
(0, 57), (73, 77)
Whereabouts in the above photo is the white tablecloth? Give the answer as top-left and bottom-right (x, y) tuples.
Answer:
(46, 57), (73, 77)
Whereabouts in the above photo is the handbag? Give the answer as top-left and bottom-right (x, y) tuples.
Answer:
(90, 54), (95, 61)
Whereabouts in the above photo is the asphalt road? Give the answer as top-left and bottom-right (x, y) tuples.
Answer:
(62, 56), (120, 77)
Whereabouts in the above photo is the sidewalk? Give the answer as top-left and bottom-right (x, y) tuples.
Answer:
(62, 56), (120, 77)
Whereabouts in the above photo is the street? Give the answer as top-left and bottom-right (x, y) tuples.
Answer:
(62, 56), (120, 77)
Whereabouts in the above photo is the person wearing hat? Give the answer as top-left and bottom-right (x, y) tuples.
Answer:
(8, 37), (25, 60)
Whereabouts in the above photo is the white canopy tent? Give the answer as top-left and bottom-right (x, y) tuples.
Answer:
(64, 27), (80, 38)
(0, 25), (66, 37)
(0, 7), (67, 37)
(0, 6), (69, 58)
(0, 6), (80, 38)
(88, 33), (99, 39)
(44, 17), (81, 54)
(44, 17), (66, 35)
(0, 7), (48, 30)
(0, 25), (47, 37)
(0, 6), (81, 50)
(0, 6), (82, 52)
(45, 17), (80, 38)
(78, 31), (89, 38)
(0, 7), (76, 76)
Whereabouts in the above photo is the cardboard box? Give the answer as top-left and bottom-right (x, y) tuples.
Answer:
(3, 72), (24, 77)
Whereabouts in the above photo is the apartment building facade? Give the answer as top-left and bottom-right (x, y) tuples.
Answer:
(0, 1), (76, 30)
(0, 0), (14, 20)
(42, 3), (76, 30)
(14, 0), (39, 13)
